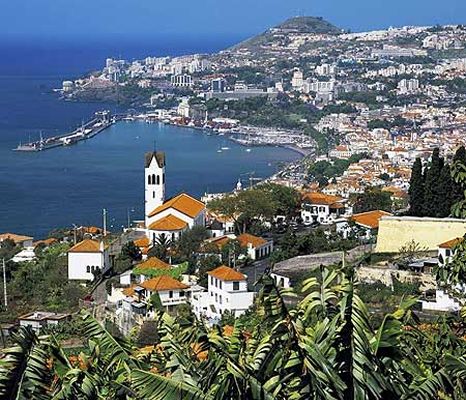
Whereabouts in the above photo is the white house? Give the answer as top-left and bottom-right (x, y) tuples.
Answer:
(191, 265), (254, 322)
(120, 275), (190, 315)
(237, 233), (273, 261)
(437, 237), (463, 266)
(68, 239), (110, 281)
(301, 192), (350, 225)
(143, 151), (206, 244)
(18, 312), (71, 332)
(336, 210), (392, 240)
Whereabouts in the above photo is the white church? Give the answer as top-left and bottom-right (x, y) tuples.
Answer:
(142, 151), (206, 244)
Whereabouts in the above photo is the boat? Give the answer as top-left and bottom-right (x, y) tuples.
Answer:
(221, 146), (230, 151)
(246, 148), (252, 152)
(217, 148), (223, 153)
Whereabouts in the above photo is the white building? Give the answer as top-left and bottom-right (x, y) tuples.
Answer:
(67, 239), (110, 281)
(291, 69), (304, 90)
(191, 265), (254, 322)
(336, 210), (392, 240)
(18, 312), (71, 332)
(329, 145), (353, 159)
(237, 233), (273, 261)
(141, 151), (206, 245)
(301, 192), (350, 225)
(171, 74), (193, 88)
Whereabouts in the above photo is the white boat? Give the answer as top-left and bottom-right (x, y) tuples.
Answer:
(217, 149), (223, 153)
(221, 146), (230, 151)
(246, 148), (252, 152)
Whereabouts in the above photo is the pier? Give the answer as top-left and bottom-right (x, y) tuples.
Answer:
(13, 111), (117, 152)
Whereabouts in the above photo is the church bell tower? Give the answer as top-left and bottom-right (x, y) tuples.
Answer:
(145, 151), (166, 227)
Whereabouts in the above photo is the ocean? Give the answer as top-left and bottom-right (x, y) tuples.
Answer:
(0, 39), (300, 238)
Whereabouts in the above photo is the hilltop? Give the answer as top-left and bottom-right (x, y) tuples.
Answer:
(231, 16), (341, 51)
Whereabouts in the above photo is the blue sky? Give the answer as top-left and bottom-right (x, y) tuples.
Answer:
(1, 0), (465, 42)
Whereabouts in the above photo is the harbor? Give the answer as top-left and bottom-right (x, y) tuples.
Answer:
(13, 111), (115, 152)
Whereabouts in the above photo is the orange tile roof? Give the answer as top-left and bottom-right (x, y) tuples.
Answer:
(0, 233), (33, 244)
(123, 285), (136, 297)
(206, 235), (232, 249)
(141, 276), (189, 291)
(68, 239), (104, 253)
(438, 238), (464, 249)
(33, 238), (58, 248)
(134, 237), (150, 247)
(208, 265), (246, 282)
(237, 233), (267, 248)
(148, 214), (187, 231)
(136, 257), (170, 271)
(302, 192), (344, 206)
(351, 210), (392, 229)
(148, 193), (205, 219)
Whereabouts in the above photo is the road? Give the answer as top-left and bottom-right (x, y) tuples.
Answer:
(241, 258), (271, 292)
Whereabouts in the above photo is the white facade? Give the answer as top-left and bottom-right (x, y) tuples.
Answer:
(192, 267), (254, 322)
(145, 152), (166, 227)
(68, 242), (109, 281)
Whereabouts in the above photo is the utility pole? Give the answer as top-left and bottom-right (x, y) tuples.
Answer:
(2, 259), (7, 310)
(103, 208), (108, 237)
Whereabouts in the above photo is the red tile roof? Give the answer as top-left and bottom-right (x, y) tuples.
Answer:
(351, 210), (392, 229)
(141, 276), (189, 291)
(68, 239), (105, 253)
(148, 215), (187, 231)
(208, 265), (246, 282)
(237, 233), (267, 248)
(148, 193), (204, 219)
(439, 238), (463, 249)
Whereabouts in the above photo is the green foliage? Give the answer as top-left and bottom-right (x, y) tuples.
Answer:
(133, 262), (188, 280)
(308, 153), (369, 187)
(4, 243), (85, 321)
(352, 187), (392, 214)
(3, 266), (466, 399)
(409, 148), (463, 218)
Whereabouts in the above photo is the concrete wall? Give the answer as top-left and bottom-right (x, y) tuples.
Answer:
(375, 216), (466, 253)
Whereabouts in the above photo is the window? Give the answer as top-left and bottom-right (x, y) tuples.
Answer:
(147, 175), (151, 185)
(169, 291), (173, 299)
(153, 191), (155, 198)
(219, 295), (222, 304)
(163, 174), (165, 184)
(233, 282), (240, 291)
(219, 281), (222, 290)
(86, 265), (90, 273)
(446, 249), (451, 257)
(156, 175), (160, 185)
(215, 293), (218, 302)
(180, 291), (185, 297)
(210, 276), (214, 285)
(215, 279), (218, 288)
(151, 174), (156, 184)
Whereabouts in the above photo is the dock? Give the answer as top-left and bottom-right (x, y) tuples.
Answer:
(13, 111), (118, 152)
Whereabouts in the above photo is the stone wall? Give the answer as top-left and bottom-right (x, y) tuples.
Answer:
(375, 216), (466, 253)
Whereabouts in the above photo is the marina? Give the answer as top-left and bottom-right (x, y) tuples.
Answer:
(13, 111), (115, 152)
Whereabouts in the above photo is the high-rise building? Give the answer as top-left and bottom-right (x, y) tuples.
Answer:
(211, 78), (226, 93)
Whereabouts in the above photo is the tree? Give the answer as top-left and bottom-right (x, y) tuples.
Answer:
(408, 158), (425, 216)
(437, 164), (454, 217)
(174, 226), (209, 263)
(452, 146), (466, 206)
(423, 148), (444, 217)
(259, 183), (301, 221)
(121, 241), (142, 262)
(148, 234), (172, 262)
(352, 187), (392, 214)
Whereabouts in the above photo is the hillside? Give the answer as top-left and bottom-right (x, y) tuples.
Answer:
(231, 16), (341, 51)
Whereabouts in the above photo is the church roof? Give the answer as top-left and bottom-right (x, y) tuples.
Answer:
(148, 193), (205, 219)
(148, 215), (188, 231)
(145, 151), (165, 168)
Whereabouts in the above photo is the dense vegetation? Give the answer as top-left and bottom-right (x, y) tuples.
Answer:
(3, 262), (466, 399)
(408, 146), (466, 217)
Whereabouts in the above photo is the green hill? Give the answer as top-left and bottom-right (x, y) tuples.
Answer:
(231, 16), (341, 51)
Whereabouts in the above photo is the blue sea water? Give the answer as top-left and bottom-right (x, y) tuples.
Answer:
(0, 39), (300, 238)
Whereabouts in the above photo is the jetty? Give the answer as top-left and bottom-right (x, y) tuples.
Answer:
(13, 111), (117, 152)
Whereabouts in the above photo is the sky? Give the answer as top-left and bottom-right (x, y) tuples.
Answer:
(1, 0), (465, 43)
